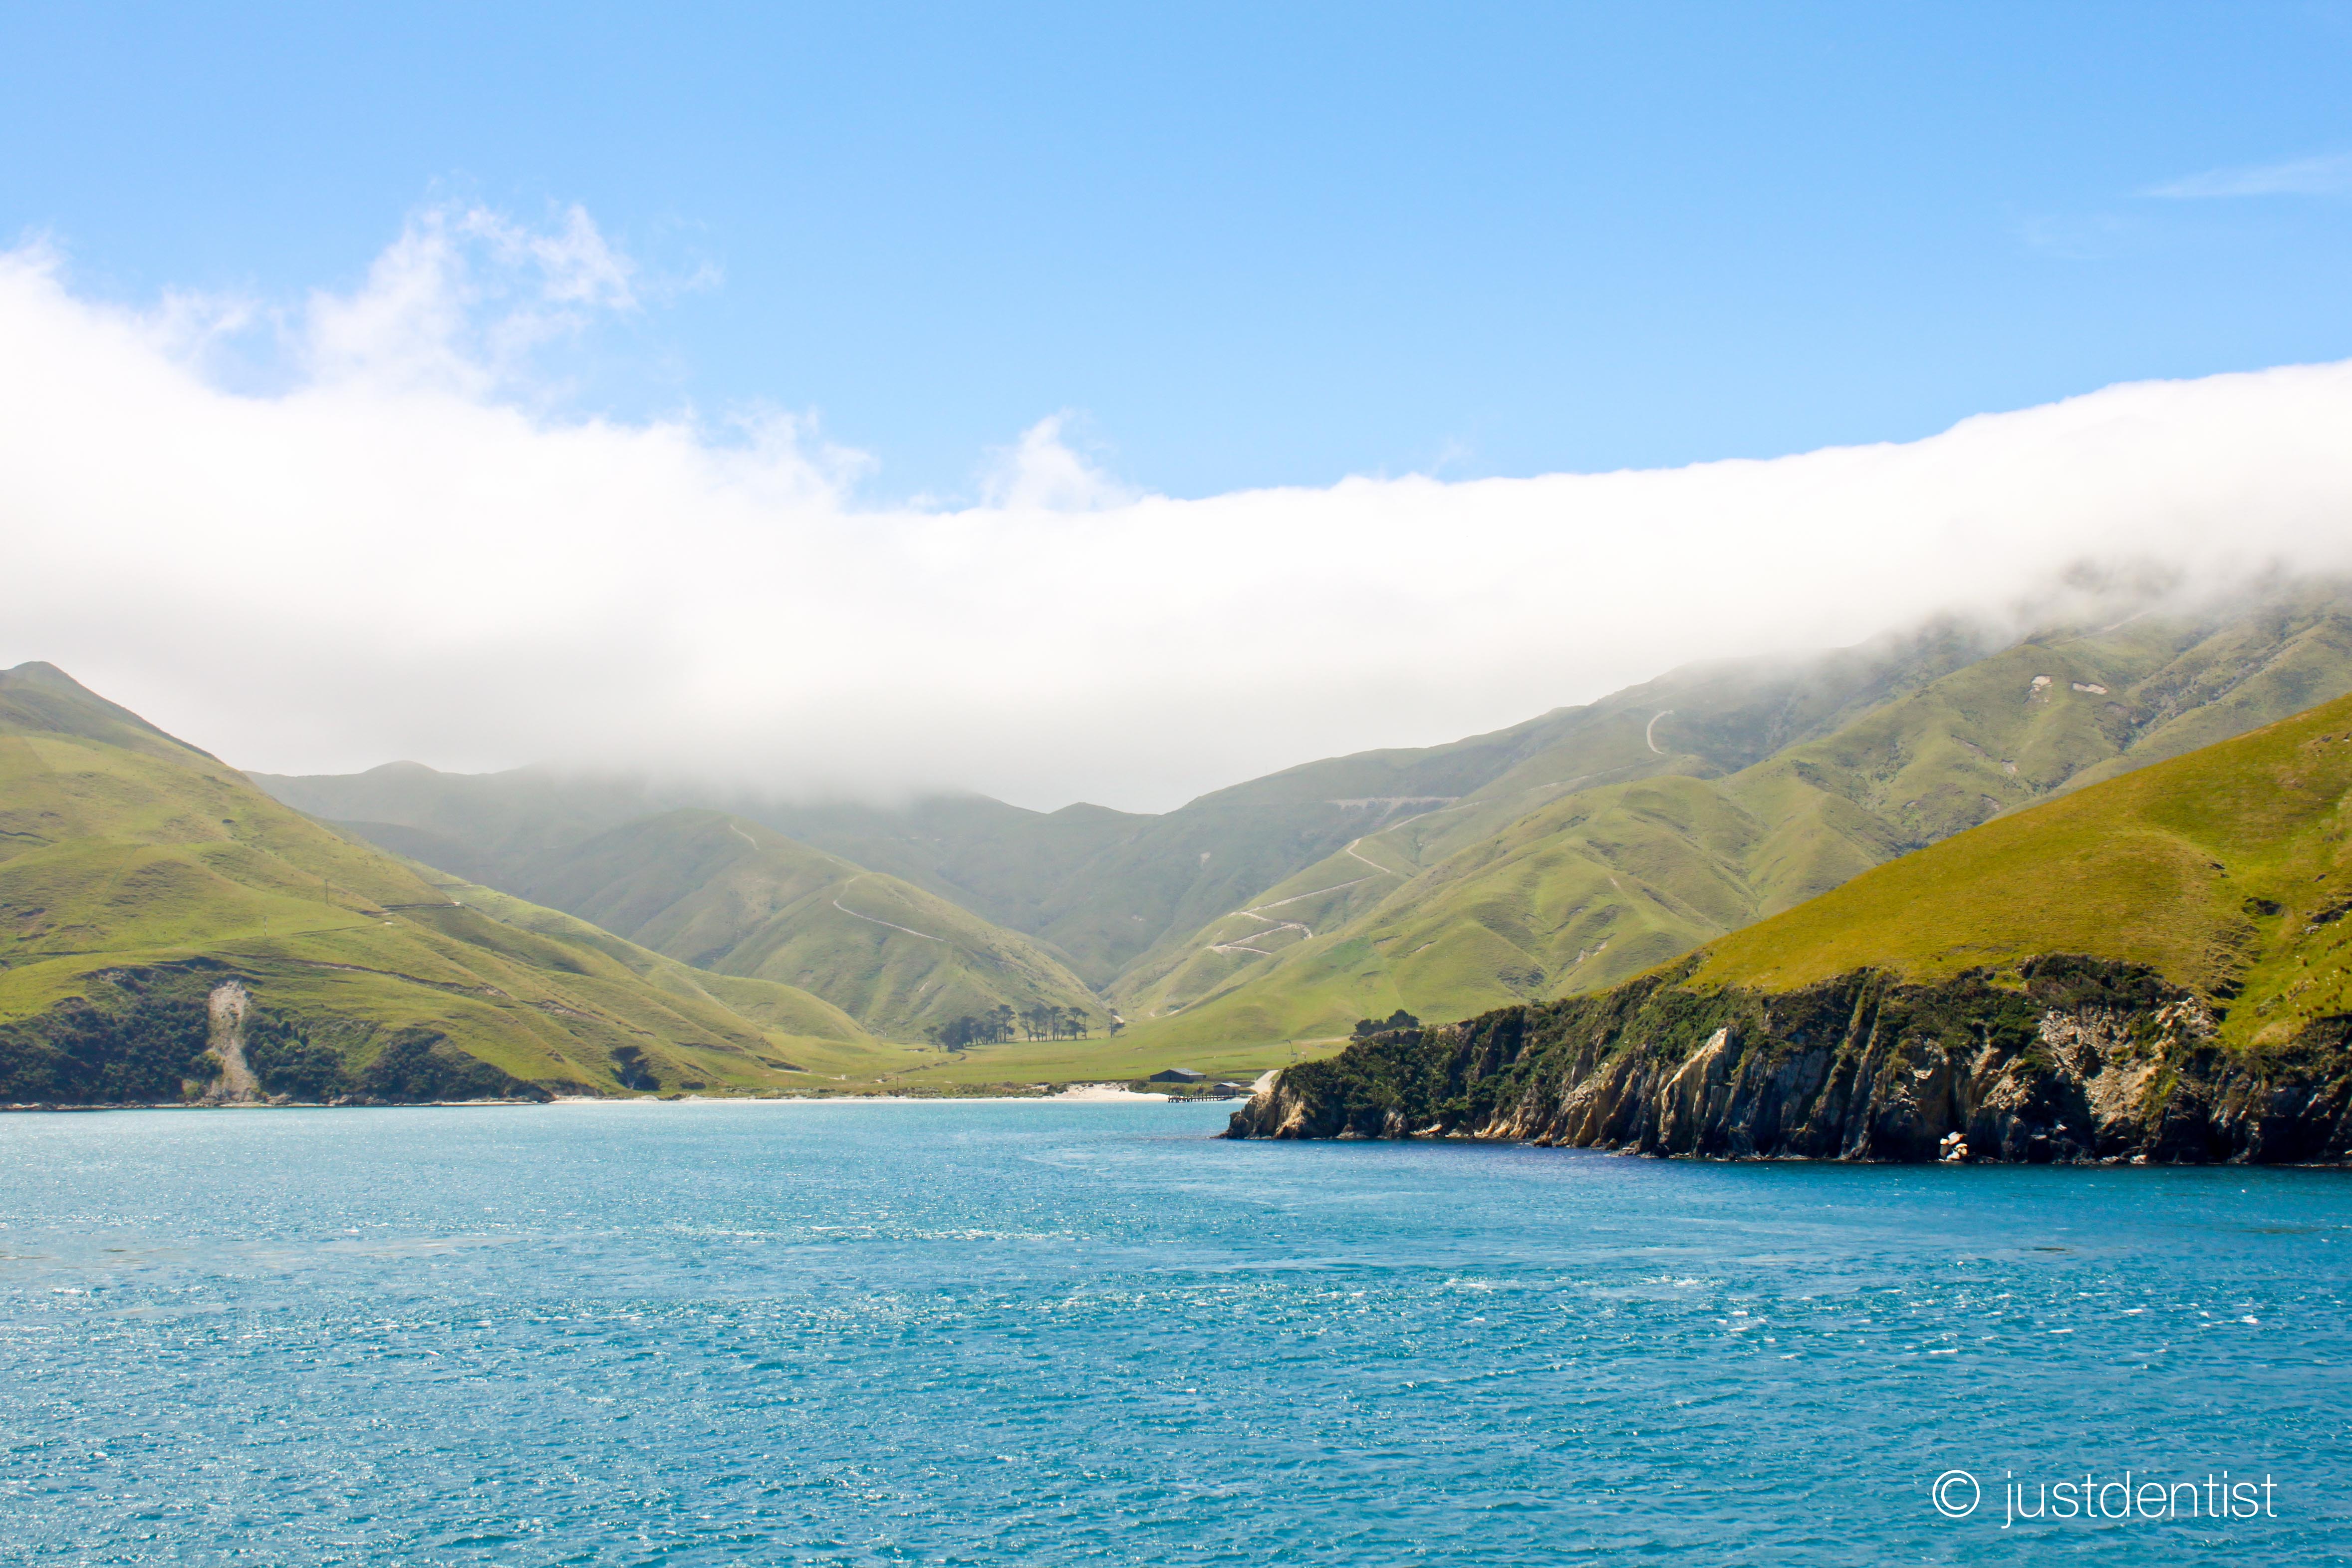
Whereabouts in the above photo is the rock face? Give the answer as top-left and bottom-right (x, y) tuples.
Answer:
(1225, 956), (2352, 1164)
(202, 980), (260, 1104)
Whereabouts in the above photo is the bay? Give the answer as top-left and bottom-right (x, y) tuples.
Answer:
(0, 1100), (2344, 1564)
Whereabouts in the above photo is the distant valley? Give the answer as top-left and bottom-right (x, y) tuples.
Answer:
(259, 580), (2352, 1057)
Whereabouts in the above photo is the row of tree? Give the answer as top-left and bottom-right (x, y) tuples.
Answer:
(927, 1003), (1117, 1051)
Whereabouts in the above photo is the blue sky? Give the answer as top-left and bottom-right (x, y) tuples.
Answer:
(6, 2), (2352, 505)
(8, 6), (2352, 805)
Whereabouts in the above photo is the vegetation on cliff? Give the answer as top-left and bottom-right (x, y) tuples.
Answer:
(1230, 687), (2352, 1162)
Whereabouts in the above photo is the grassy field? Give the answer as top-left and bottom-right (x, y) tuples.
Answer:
(789, 1031), (1336, 1091)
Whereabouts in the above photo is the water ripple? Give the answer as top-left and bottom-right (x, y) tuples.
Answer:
(0, 1103), (2343, 1564)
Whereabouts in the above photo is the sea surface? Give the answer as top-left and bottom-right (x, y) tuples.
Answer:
(0, 1101), (2345, 1566)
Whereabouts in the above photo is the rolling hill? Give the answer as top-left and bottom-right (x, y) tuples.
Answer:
(1125, 586), (2352, 1051)
(255, 609), (2002, 997)
(251, 582), (2352, 1077)
(500, 808), (1104, 1040)
(1686, 687), (2352, 1022)
(0, 662), (892, 1103)
(1231, 688), (2352, 1161)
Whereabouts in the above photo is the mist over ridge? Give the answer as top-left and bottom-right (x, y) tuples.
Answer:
(5, 208), (2352, 812)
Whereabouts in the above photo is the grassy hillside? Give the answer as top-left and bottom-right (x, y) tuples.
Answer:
(0, 663), (886, 1101)
(505, 808), (1103, 1041)
(1119, 591), (2352, 1053)
(1101, 621), (1994, 1028)
(841, 617), (1995, 981)
(256, 734), (1609, 987)
(1691, 688), (2352, 1045)
(245, 584), (2352, 1077)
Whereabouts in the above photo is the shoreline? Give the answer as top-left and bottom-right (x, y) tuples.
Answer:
(1, 1069), (1282, 1114)
(550, 1084), (1188, 1106)
(0, 1084), (1227, 1112)
(5, 1097), (2348, 1165)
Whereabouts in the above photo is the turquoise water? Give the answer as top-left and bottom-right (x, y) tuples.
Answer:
(0, 1101), (2345, 1565)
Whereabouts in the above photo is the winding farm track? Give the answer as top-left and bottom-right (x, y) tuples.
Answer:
(831, 874), (945, 943)
(1645, 710), (1674, 755)
(1208, 909), (1310, 956)
(1202, 800), (1460, 961)
(1254, 876), (1376, 913)
(720, 818), (947, 946)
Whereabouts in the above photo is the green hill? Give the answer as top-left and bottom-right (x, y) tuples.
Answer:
(1690, 688), (2352, 1038)
(1229, 689), (2352, 1161)
(1125, 590), (2352, 1053)
(254, 611), (1998, 993)
(501, 808), (1104, 1041)
(0, 663), (893, 1103)
(248, 584), (2352, 1079)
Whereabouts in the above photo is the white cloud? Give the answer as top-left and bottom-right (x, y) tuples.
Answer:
(5, 207), (2352, 811)
(2145, 151), (2352, 199)
(980, 413), (1138, 512)
(302, 204), (638, 397)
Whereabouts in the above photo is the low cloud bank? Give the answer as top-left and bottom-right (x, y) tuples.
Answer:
(3, 208), (2350, 811)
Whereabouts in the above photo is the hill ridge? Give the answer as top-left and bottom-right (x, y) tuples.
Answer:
(1, 661), (221, 764)
(1119, 588), (2352, 1049)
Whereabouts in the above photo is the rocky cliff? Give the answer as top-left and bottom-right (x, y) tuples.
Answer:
(1225, 956), (2352, 1164)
